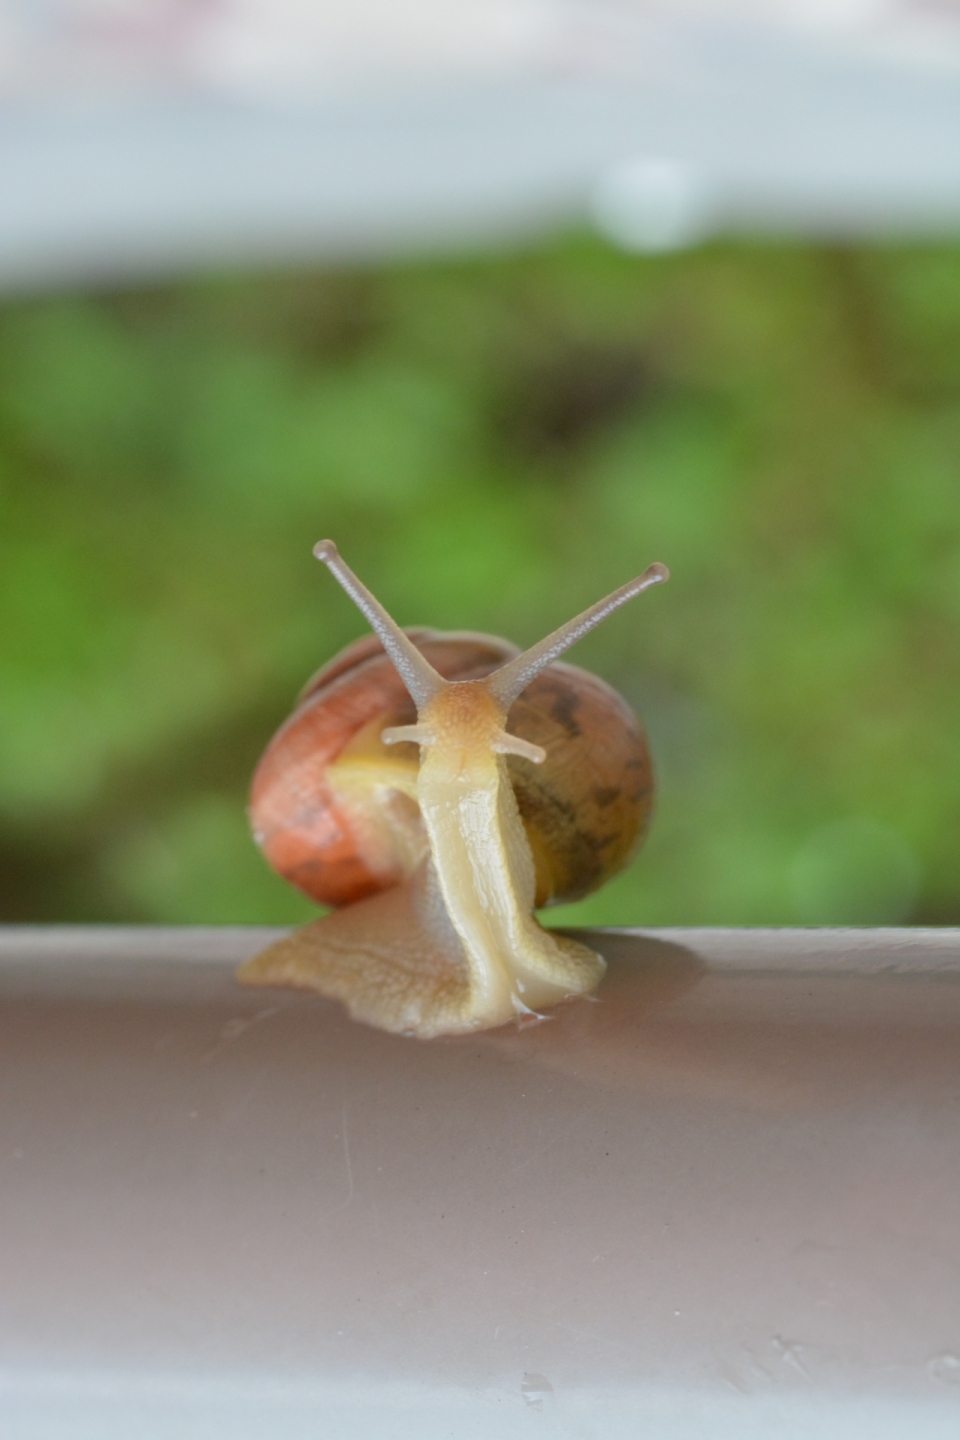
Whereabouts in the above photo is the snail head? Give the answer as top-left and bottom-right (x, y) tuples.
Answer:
(313, 539), (668, 772)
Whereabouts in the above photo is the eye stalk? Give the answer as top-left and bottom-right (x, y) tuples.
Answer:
(314, 538), (669, 726)
(483, 561), (669, 709)
(313, 540), (446, 711)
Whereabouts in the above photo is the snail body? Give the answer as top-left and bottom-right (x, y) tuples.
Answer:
(239, 543), (668, 1038)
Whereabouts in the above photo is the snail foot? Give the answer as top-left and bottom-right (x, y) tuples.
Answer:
(237, 871), (475, 1039)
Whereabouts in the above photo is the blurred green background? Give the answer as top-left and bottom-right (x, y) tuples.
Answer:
(2, 235), (959, 929)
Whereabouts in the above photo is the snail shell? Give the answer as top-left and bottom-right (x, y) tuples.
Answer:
(239, 544), (667, 1039)
(250, 631), (653, 911)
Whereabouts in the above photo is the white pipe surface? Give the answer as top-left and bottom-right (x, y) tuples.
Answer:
(1, 926), (959, 1437)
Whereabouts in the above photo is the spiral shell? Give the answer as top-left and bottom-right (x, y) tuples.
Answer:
(251, 630), (653, 910)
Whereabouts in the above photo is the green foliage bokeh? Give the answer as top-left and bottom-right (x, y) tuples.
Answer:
(2, 237), (959, 927)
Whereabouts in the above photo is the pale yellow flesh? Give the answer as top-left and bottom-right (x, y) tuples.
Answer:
(239, 718), (604, 1038)
(414, 743), (603, 1028)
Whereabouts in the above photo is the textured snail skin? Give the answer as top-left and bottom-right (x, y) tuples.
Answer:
(238, 545), (664, 1039)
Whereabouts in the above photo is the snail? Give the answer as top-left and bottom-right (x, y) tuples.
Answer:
(238, 541), (669, 1038)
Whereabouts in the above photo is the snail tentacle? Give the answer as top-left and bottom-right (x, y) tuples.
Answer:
(485, 561), (669, 710)
(381, 723), (435, 747)
(490, 733), (547, 764)
(314, 540), (446, 711)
